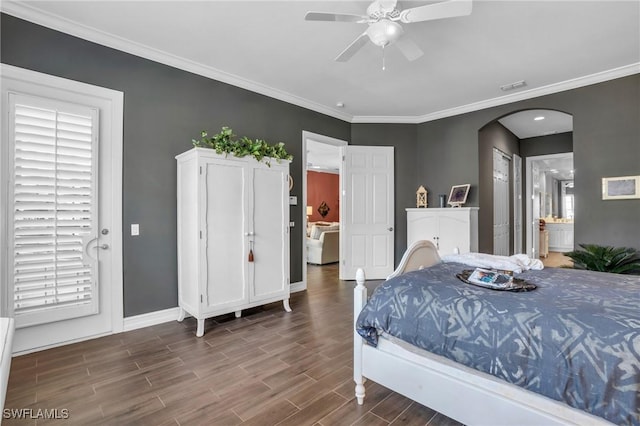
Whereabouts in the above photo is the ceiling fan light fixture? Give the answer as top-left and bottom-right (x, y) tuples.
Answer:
(307, 0), (471, 63)
(366, 20), (403, 47)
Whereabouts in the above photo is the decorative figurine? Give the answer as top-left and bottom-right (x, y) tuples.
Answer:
(416, 186), (428, 208)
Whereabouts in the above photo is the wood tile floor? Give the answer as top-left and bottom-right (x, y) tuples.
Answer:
(4, 264), (463, 426)
(541, 251), (573, 268)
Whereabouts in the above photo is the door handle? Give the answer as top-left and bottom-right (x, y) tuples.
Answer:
(84, 236), (98, 261)
(387, 227), (393, 231)
(83, 237), (108, 259)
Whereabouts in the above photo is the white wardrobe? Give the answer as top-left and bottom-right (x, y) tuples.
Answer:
(176, 148), (291, 337)
(406, 207), (479, 256)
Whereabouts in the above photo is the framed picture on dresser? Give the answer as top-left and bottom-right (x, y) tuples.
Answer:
(447, 184), (470, 207)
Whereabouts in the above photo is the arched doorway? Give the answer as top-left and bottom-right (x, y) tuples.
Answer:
(478, 109), (573, 258)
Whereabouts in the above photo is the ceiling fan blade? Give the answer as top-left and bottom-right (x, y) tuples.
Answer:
(305, 12), (368, 23)
(399, 0), (472, 23)
(395, 37), (424, 61)
(335, 33), (370, 62)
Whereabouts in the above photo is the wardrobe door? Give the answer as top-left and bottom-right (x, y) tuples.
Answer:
(203, 160), (249, 312)
(250, 164), (288, 302)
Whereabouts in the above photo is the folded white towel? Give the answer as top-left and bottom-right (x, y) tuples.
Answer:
(441, 252), (544, 273)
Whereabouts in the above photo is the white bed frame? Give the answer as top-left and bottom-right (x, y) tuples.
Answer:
(353, 240), (611, 426)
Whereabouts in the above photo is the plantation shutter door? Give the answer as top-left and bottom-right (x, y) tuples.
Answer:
(9, 93), (100, 328)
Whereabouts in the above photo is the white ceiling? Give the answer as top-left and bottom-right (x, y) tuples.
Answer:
(307, 139), (341, 172)
(3, 1), (638, 124)
(532, 154), (574, 181)
(499, 109), (573, 139)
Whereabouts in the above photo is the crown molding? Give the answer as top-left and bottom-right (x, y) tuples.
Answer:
(3, 2), (638, 126)
(351, 115), (424, 124)
(0, 2), (354, 123)
(352, 63), (640, 124)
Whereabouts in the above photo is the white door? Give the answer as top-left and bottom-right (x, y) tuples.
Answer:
(513, 154), (523, 254)
(340, 146), (394, 280)
(1, 65), (123, 353)
(493, 149), (510, 256)
(529, 162), (541, 258)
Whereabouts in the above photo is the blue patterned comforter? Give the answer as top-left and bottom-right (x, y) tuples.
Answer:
(356, 262), (640, 425)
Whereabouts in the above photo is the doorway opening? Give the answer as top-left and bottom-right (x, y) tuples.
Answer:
(301, 132), (346, 290)
(526, 152), (574, 266)
(478, 109), (573, 260)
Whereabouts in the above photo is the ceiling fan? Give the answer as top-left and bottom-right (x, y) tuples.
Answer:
(305, 0), (472, 65)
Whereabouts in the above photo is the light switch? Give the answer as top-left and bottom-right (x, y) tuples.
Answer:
(131, 224), (140, 236)
(289, 221), (295, 227)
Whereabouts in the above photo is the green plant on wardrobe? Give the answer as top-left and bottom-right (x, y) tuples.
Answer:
(192, 126), (293, 165)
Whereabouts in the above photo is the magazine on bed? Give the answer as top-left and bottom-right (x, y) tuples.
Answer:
(467, 268), (514, 289)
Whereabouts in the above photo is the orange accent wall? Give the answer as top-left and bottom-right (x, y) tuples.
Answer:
(307, 171), (339, 222)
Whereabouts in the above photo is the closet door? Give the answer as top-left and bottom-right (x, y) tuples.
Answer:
(250, 163), (288, 302)
(203, 159), (249, 312)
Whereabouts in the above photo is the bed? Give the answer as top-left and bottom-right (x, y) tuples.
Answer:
(353, 240), (640, 426)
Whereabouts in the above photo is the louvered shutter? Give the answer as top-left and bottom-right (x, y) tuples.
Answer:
(9, 94), (99, 328)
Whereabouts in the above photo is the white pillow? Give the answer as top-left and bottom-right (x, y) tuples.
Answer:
(310, 225), (325, 240)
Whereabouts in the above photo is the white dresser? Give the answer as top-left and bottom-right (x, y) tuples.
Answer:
(176, 148), (291, 337)
(406, 207), (479, 256)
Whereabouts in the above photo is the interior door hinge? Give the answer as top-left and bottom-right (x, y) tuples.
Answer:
(200, 294), (203, 303)
(199, 230), (202, 239)
(199, 166), (202, 175)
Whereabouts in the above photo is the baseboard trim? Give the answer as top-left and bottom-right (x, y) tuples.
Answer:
(123, 286), (308, 332)
(290, 281), (306, 293)
(123, 307), (181, 332)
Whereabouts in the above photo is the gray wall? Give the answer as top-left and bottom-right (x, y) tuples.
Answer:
(1, 14), (350, 316)
(3, 14), (639, 318)
(520, 132), (573, 158)
(417, 75), (639, 252)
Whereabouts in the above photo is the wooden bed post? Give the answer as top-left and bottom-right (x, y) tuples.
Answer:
(354, 268), (367, 405)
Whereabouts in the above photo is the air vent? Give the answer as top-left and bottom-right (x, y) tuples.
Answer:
(500, 80), (527, 91)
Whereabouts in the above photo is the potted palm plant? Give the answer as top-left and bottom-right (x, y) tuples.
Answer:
(564, 244), (640, 274)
